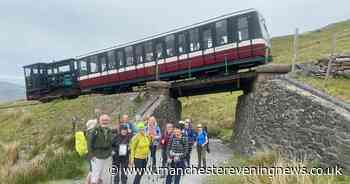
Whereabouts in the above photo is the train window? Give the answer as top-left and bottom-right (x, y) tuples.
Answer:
(25, 68), (31, 77)
(54, 68), (58, 74)
(47, 68), (52, 75)
(74, 61), (78, 71)
(100, 56), (107, 72)
(125, 46), (134, 66)
(260, 16), (270, 42)
(33, 68), (38, 74)
(202, 28), (213, 49)
(117, 50), (125, 68)
(90, 55), (99, 73)
(216, 20), (228, 45)
(145, 41), (154, 62)
(155, 41), (164, 59)
(59, 65), (70, 73)
(177, 33), (187, 54)
(80, 59), (88, 75)
(189, 28), (200, 52)
(238, 16), (249, 41)
(107, 50), (116, 69)
(135, 44), (144, 64)
(165, 35), (175, 57)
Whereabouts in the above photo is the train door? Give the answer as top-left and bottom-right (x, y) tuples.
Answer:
(176, 31), (189, 71)
(154, 38), (166, 75)
(135, 44), (145, 79)
(237, 15), (251, 59)
(188, 28), (203, 68)
(201, 24), (216, 65)
(23, 63), (48, 100)
(165, 34), (177, 73)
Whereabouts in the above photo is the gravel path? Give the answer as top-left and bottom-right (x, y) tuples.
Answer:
(43, 139), (233, 184)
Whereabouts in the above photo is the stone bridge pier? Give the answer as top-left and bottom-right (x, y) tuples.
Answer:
(233, 64), (350, 171)
(136, 81), (181, 129)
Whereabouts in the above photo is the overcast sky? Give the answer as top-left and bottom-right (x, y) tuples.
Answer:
(0, 0), (348, 85)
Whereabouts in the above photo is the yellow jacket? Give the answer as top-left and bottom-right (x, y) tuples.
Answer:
(130, 133), (151, 161)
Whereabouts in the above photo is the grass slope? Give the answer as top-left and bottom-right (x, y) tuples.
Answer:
(0, 94), (139, 184)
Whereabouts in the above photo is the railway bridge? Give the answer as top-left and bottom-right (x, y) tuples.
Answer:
(141, 64), (350, 172)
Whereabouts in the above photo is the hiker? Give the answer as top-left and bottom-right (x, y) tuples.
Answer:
(145, 116), (161, 169)
(203, 125), (210, 153)
(84, 119), (98, 184)
(120, 114), (136, 135)
(87, 114), (113, 184)
(166, 124), (188, 184)
(195, 124), (208, 168)
(184, 119), (196, 166)
(160, 123), (174, 168)
(112, 125), (132, 184)
(178, 120), (185, 130)
(130, 122), (151, 184)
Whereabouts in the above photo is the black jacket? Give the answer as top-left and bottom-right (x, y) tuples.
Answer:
(112, 133), (132, 160)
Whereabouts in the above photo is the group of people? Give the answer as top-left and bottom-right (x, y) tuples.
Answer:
(83, 113), (209, 184)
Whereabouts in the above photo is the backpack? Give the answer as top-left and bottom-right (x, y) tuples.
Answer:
(75, 131), (88, 156)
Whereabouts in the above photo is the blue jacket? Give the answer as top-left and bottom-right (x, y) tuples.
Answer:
(183, 128), (196, 144)
(196, 130), (208, 146)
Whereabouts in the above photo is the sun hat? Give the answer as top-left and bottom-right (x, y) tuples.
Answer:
(86, 119), (97, 131)
(136, 121), (146, 130)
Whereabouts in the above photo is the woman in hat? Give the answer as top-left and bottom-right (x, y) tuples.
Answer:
(195, 124), (208, 168)
(129, 121), (151, 184)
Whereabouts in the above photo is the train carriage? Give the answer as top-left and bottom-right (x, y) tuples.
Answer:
(24, 59), (80, 101)
(76, 9), (270, 93)
(24, 8), (271, 101)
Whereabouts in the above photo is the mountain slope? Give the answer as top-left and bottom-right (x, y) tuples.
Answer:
(0, 81), (25, 102)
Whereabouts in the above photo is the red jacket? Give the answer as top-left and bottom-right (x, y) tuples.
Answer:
(160, 132), (173, 149)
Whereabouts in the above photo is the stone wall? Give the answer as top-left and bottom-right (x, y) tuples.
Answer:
(151, 95), (181, 129)
(233, 75), (350, 170)
(135, 81), (181, 130)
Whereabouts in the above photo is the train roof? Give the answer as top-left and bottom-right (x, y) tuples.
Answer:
(76, 8), (258, 59)
(23, 62), (48, 68)
(23, 58), (75, 68)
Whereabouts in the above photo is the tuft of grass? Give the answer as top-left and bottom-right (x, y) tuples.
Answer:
(294, 75), (350, 103)
(0, 93), (138, 184)
(5, 142), (19, 166)
(2, 151), (85, 184)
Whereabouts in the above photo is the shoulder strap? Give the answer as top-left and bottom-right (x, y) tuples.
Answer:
(91, 129), (98, 149)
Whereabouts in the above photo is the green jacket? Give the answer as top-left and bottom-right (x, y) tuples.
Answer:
(87, 125), (113, 159)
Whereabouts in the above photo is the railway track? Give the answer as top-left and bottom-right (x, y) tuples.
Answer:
(0, 101), (41, 110)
